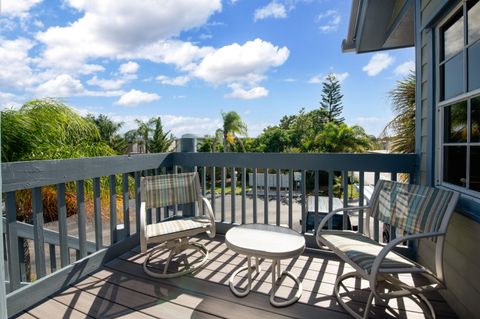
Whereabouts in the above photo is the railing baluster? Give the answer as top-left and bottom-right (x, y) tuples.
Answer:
(202, 166), (207, 197)
(49, 244), (56, 273)
(109, 175), (117, 244)
(173, 166), (178, 215)
(145, 170), (152, 225)
(288, 169), (293, 229)
(373, 172), (380, 242)
(276, 170), (281, 226)
(76, 180), (87, 258)
(314, 171), (319, 232)
(155, 168), (161, 222)
(264, 169), (269, 224)
(390, 172), (397, 241)
(57, 183), (69, 267)
(211, 166), (216, 216)
(242, 167), (246, 224)
(342, 171), (349, 230)
(32, 187), (46, 278)
(359, 171), (365, 234)
(253, 168), (258, 223)
(328, 171), (334, 230)
(6, 192), (21, 291)
(134, 172), (141, 233)
(221, 167), (226, 222)
(231, 167), (236, 224)
(301, 170), (306, 233)
(162, 167), (169, 220)
(122, 173), (130, 237)
(93, 178), (103, 250)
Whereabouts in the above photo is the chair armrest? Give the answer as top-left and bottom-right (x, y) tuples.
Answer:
(201, 197), (216, 238)
(369, 231), (445, 287)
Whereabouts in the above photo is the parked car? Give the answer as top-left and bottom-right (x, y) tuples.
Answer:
(302, 211), (352, 232)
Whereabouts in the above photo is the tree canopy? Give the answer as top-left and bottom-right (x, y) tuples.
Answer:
(1, 99), (115, 162)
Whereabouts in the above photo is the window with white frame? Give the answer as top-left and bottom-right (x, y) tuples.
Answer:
(437, 0), (480, 194)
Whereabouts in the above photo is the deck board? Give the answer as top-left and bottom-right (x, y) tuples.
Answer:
(24, 235), (456, 319)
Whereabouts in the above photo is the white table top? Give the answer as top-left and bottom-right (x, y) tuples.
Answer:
(225, 224), (305, 259)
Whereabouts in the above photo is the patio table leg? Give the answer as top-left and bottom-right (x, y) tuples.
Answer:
(270, 259), (303, 307)
(229, 256), (260, 297)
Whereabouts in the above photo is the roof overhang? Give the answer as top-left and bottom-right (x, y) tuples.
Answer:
(342, 0), (415, 53)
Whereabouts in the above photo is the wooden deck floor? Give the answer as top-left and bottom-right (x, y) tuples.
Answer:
(17, 235), (456, 319)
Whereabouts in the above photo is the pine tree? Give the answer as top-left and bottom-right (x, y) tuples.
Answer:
(150, 117), (174, 153)
(320, 73), (344, 124)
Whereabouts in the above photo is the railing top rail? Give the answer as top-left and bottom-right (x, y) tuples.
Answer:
(2, 152), (417, 192)
(171, 152), (417, 172)
(2, 153), (172, 192)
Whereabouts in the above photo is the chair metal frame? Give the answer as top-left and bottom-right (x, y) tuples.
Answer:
(316, 180), (459, 319)
(139, 172), (216, 278)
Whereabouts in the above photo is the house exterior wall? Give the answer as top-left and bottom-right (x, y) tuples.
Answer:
(418, 1), (480, 318)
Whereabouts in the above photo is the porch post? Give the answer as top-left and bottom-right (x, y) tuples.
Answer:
(180, 134), (197, 217)
(1, 143), (7, 318)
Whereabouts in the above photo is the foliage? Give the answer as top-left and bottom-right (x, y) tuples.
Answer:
(1, 99), (115, 162)
(381, 72), (416, 153)
(125, 117), (174, 153)
(1, 99), (126, 224)
(87, 114), (127, 154)
(150, 117), (174, 153)
(211, 111), (248, 152)
(320, 73), (345, 124)
(313, 123), (371, 153)
(254, 126), (291, 152)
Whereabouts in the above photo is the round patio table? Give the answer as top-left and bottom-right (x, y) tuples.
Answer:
(225, 224), (305, 307)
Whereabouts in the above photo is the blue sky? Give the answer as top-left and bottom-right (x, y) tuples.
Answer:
(0, 0), (414, 137)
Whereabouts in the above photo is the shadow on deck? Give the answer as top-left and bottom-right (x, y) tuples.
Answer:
(17, 235), (456, 319)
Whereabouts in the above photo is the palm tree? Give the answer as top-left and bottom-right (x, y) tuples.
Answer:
(381, 72), (416, 153)
(87, 114), (126, 154)
(219, 111), (248, 152)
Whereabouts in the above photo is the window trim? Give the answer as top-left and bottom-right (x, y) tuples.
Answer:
(435, 1), (480, 197)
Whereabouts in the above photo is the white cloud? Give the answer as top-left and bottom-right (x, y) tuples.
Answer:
(34, 74), (84, 97)
(362, 53), (394, 76)
(0, 38), (36, 89)
(331, 72), (349, 83)
(308, 72), (349, 84)
(0, 92), (22, 109)
(254, 1), (287, 21)
(1, 0), (42, 18)
(87, 76), (126, 90)
(119, 61), (139, 74)
(121, 40), (214, 71)
(394, 61), (415, 76)
(36, 0), (222, 71)
(116, 89), (161, 106)
(156, 75), (191, 86)
(316, 10), (341, 33)
(193, 38), (289, 85)
(225, 83), (268, 99)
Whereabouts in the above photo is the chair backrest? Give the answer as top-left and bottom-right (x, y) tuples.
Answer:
(141, 172), (202, 209)
(368, 180), (457, 235)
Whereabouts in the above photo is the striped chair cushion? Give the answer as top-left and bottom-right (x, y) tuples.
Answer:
(146, 216), (211, 238)
(142, 173), (202, 209)
(369, 180), (454, 234)
(321, 233), (415, 274)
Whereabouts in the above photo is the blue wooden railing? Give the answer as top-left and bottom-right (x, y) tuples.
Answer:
(1, 147), (416, 317)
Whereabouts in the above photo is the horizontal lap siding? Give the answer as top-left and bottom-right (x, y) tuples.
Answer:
(419, 1), (480, 318)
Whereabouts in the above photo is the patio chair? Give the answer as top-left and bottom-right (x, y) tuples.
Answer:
(140, 172), (216, 278)
(316, 180), (459, 319)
